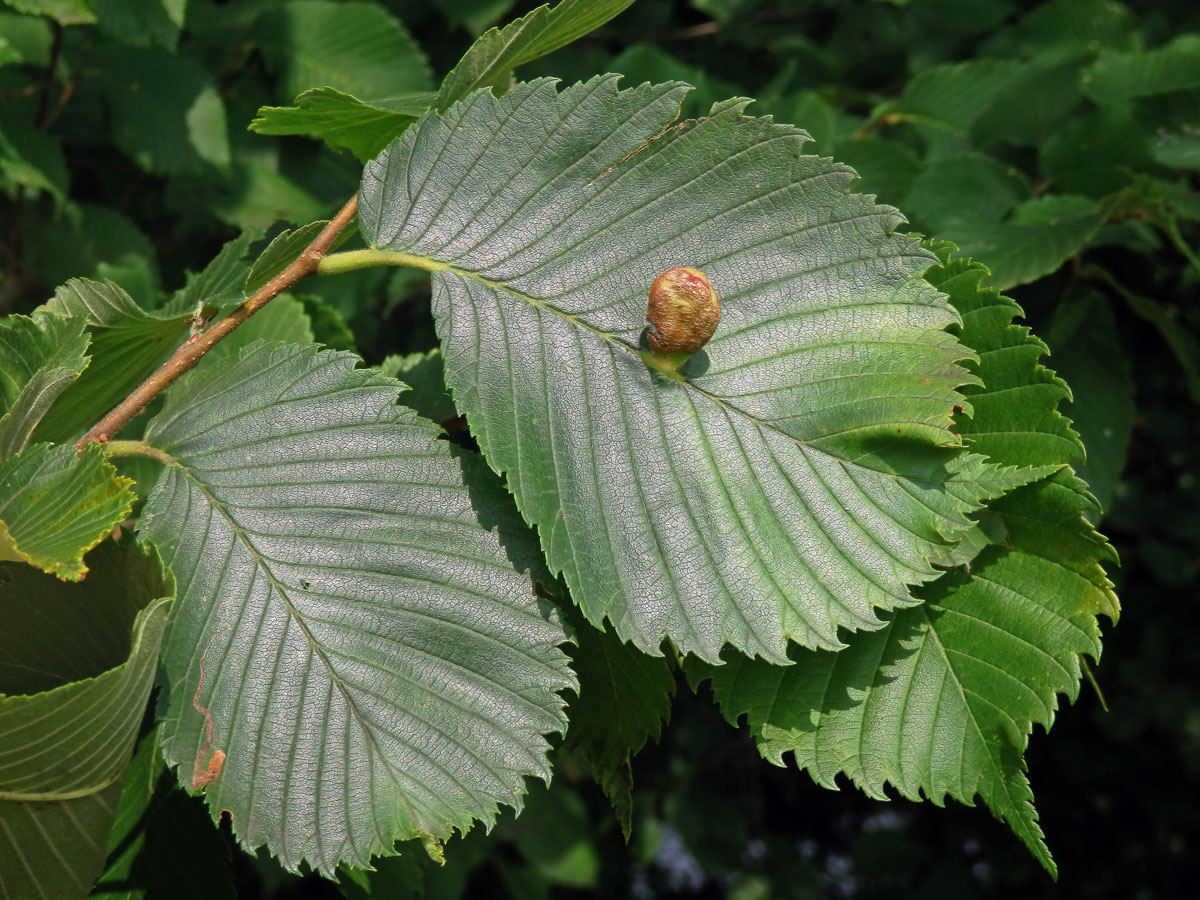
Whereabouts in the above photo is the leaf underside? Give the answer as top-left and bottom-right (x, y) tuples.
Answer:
(138, 340), (575, 876)
(359, 75), (1048, 663)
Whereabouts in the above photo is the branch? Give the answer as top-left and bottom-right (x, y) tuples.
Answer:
(76, 195), (359, 450)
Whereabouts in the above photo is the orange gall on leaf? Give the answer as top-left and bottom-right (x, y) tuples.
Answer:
(646, 266), (720, 356)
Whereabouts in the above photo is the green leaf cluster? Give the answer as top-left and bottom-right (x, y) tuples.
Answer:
(11, 0), (1198, 896)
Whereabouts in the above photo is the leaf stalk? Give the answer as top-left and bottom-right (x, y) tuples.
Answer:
(317, 248), (448, 276)
(103, 440), (175, 466)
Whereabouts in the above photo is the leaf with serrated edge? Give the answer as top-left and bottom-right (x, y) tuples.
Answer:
(928, 250), (1084, 467)
(136, 340), (575, 876)
(0, 538), (174, 900)
(434, 0), (636, 110)
(32, 279), (192, 445)
(358, 76), (1054, 663)
(0, 443), (135, 581)
(380, 349), (457, 425)
(0, 311), (89, 460)
(169, 230), (259, 313)
(690, 251), (1117, 877)
(243, 221), (326, 296)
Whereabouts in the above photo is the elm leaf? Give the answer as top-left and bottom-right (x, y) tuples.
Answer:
(357, 76), (1053, 663)
(689, 251), (1117, 877)
(0, 443), (134, 581)
(136, 340), (575, 875)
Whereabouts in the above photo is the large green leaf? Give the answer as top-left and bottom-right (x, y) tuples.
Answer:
(134, 341), (575, 875)
(937, 254), (1084, 468)
(692, 532), (1104, 879)
(0, 311), (89, 459)
(434, 0), (636, 110)
(354, 76), (1050, 663)
(380, 350), (673, 835)
(0, 538), (174, 900)
(690, 253), (1117, 877)
(0, 443), (134, 580)
(32, 279), (193, 445)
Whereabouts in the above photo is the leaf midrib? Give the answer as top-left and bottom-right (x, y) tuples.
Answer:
(147, 437), (567, 836)
(921, 602), (1053, 869)
(340, 249), (970, 482)
(144, 448), (423, 830)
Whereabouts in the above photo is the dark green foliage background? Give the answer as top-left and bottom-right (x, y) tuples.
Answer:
(2, 0), (1197, 897)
